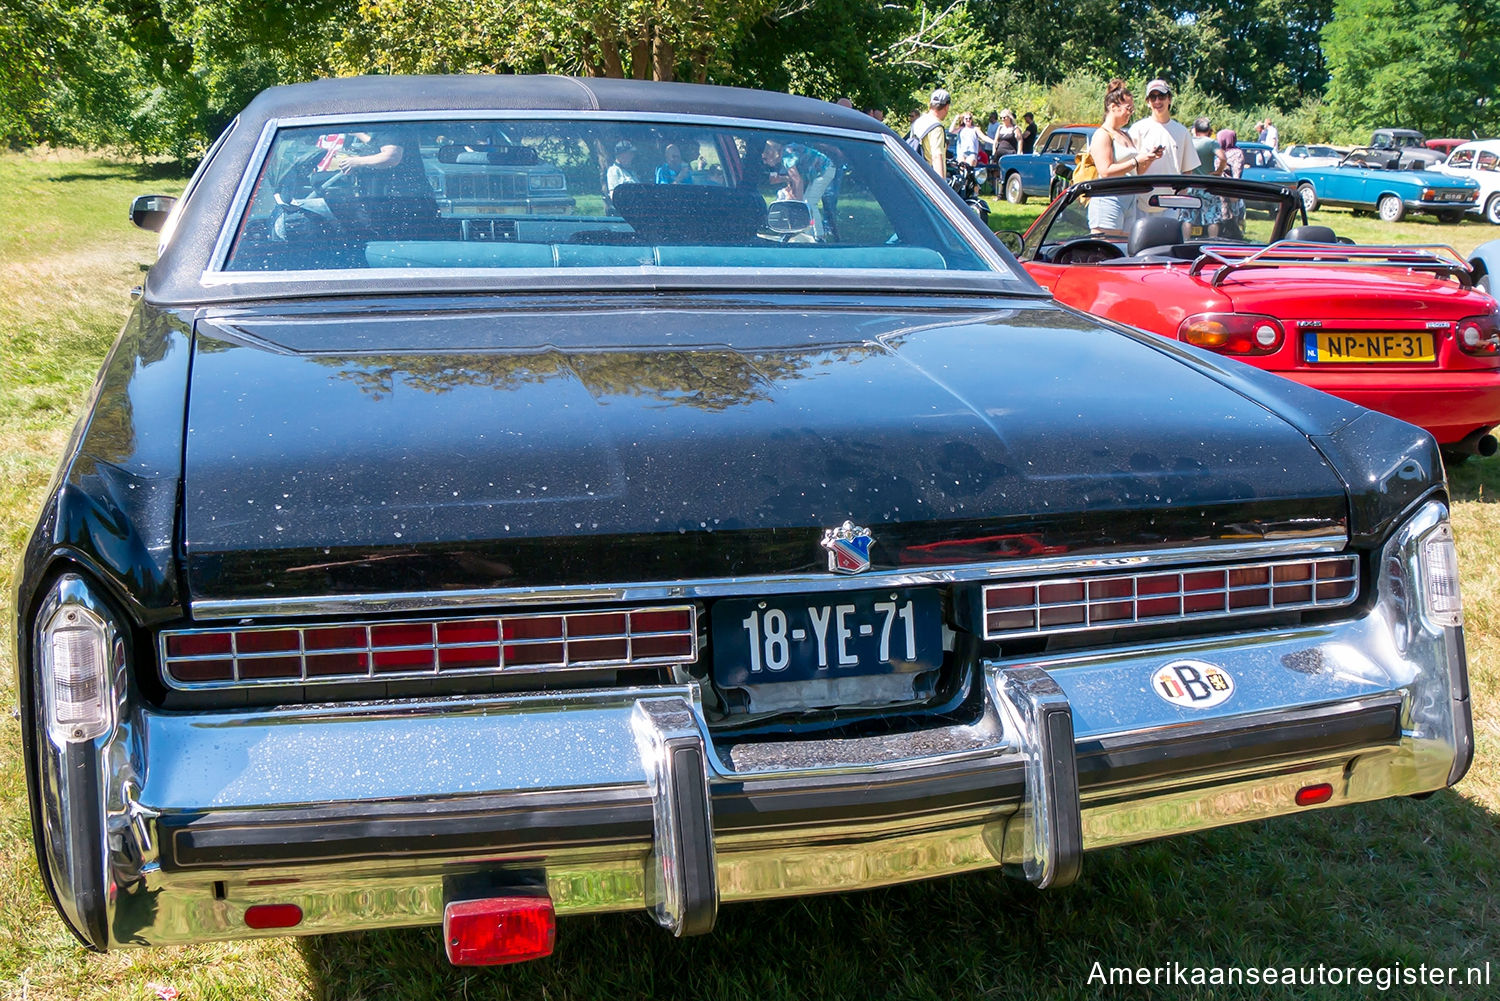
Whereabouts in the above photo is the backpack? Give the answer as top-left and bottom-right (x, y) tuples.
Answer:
(906, 119), (943, 157)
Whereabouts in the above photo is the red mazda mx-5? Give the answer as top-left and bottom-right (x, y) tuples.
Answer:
(1009, 175), (1500, 461)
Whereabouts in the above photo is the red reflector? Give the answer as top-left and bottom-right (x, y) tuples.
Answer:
(244, 903), (303, 929)
(1295, 783), (1334, 806)
(443, 896), (556, 966)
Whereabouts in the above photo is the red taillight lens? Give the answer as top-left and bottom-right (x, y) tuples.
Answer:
(244, 903), (303, 929)
(1295, 783), (1334, 807)
(443, 896), (556, 966)
(1177, 312), (1284, 355)
(1457, 313), (1500, 355)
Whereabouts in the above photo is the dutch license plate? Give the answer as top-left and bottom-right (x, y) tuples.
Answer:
(1304, 332), (1435, 363)
(711, 589), (943, 689)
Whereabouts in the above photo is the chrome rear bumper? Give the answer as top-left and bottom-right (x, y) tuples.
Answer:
(35, 502), (1472, 949)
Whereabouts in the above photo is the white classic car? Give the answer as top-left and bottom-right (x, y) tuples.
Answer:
(1436, 140), (1500, 225)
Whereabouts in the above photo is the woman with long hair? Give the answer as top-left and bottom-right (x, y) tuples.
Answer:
(1086, 79), (1164, 236)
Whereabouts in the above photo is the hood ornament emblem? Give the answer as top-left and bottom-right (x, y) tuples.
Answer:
(822, 521), (874, 574)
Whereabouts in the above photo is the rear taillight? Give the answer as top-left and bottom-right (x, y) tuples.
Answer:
(1178, 312), (1284, 355)
(1456, 313), (1500, 356)
(444, 896), (556, 966)
(39, 591), (116, 744)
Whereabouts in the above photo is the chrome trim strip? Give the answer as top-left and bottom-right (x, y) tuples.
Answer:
(204, 110), (1014, 282)
(187, 533), (1348, 620)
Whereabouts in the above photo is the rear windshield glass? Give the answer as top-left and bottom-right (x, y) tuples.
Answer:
(221, 118), (997, 275)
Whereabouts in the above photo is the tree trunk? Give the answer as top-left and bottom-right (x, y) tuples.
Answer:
(652, 33), (675, 82)
(630, 24), (652, 80)
(597, 36), (623, 78)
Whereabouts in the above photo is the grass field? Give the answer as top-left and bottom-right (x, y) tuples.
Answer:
(2, 150), (1498, 1000)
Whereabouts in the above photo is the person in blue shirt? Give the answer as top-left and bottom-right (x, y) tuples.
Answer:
(760, 138), (838, 238)
(656, 144), (695, 184)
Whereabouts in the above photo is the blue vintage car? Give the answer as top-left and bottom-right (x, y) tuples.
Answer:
(1293, 147), (1480, 222)
(1237, 142), (1297, 186)
(995, 124), (1095, 203)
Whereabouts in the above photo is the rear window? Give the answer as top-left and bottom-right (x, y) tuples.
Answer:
(221, 118), (999, 275)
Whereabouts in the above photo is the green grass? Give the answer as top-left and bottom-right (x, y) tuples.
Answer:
(2, 150), (1499, 1000)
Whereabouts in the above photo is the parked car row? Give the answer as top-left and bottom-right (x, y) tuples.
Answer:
(14, 76), (1487, 970)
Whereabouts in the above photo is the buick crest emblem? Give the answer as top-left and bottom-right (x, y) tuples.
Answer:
(822, 521), (874, 574)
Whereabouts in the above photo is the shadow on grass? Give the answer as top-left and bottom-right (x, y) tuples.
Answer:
(1447, 452), (1500, 503)
(46, 162), (190, 185)
(298, 791), (1499, 1001)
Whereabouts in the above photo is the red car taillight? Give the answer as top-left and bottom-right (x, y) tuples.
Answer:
(1177, 313), (1284, 355)
(1457, 313), (1500, 356)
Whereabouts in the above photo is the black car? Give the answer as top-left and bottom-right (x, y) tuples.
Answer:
(15, 75), (1472, 966)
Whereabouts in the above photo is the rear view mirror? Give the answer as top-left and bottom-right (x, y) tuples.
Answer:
(766, 200), (813, 234)
(1153, 194), (1203, 209)
(130, 194), (177, 232)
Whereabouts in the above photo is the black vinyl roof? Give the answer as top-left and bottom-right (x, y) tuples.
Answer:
(242, 74), (887, 136)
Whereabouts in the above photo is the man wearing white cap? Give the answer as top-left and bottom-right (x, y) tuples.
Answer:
(909, 89), (952, 179)
(1129, 79), (1200, 176)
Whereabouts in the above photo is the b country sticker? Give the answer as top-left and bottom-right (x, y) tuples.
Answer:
(1151, 660), (1235, 709)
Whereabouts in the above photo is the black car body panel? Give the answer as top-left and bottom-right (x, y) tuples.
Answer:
(181, 296), (1349, 602)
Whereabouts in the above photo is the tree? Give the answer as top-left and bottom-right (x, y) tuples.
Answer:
(340, 0), (779, 82)
(1324, 0), (1500, 135)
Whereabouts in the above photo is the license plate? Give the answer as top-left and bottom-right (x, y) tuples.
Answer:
(711, 589), (943, 690)
(1303, 332), (1435, 363)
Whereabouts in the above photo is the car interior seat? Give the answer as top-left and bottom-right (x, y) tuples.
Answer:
(1283, 225), (1338, 243)
(610, 183), (769, 245)
(1127, 213), (1188, 256)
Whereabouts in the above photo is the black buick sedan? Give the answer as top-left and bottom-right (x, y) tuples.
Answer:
(14, 75), (1471, 965)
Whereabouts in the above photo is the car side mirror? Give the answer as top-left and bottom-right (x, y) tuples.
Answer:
(766, 200), (813, 234)
(130, 194), (177, 232)
(995, 230), (1025, 254)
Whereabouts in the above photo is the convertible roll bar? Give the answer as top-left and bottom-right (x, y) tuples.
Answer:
(1188, 241), (1474, 288)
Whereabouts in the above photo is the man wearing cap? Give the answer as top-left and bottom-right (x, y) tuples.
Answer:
(607, 140), (639, 197)
(1129, 79), (1200, 177)
(909, 89), (951, 179)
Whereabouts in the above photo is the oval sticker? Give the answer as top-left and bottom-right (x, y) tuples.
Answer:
(1151, 660), (1234, 709)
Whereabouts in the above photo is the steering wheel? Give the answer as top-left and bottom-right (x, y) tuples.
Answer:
(1049, 238), (1126, 265)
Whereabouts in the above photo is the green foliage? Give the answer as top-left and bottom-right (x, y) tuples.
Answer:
(0, 0), (1489, 159)
(1324, 0), (1500, 137)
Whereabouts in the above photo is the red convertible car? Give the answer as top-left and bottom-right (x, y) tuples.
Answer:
(1009, 175), (1500, 460)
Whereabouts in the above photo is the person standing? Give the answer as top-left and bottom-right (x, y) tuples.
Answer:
(1128, 79), (1200, 176)
(954, 112), (991, 166)
(992, 110), (1022, 158)
(607, 140), (639, 197)
(1087, 79), (1164, 236)
(762, 138), (838, 238)
(1020, 112), (1039, 154)
(1263, 118), (1279, 149)
(1191, 118), (1221, 176)
(909, 89), (951, 179)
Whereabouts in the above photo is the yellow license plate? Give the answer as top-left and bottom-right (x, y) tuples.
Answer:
(1308, 332), (1435, 363)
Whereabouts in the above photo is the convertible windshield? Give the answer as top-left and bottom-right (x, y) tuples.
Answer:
(221, 118), (996, 274)
(1034, 181), (1292, 250)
